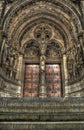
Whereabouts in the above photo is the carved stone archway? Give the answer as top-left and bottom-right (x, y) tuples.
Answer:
(0, 0), (84, 97)
(22, 23), (65, 98)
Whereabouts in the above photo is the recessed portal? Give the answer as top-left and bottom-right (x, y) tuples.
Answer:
(24, 64), (62, 97)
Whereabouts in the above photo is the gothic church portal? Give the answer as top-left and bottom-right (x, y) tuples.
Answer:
(0, 0), (84, 129)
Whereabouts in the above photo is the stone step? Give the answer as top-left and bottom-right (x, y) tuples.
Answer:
(0, 97), (84, 121)
(0, 122), (84, 130)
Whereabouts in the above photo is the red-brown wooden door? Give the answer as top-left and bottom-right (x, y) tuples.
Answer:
(46, 64), (62, 97)
(24, 64), (62, 97)
(24, 64), (39, 97)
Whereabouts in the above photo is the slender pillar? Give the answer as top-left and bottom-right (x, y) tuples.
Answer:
(63, 54), (68, 96)
(39, 40), (47, 98)
(39, 55), (47, 98)
(0, 38), (6, 65)
(16, 54), (23, 84)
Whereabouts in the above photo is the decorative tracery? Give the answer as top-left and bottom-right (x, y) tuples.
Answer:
(24, 40), (39, 57)
(46, 40), (62, 58)
(34, 24), (52, 41)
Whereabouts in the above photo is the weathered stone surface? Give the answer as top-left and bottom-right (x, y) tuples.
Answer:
(0, 0), (83, 97)
(0, 0), (84, 129)
(0, 97), (84, 121)
(0, 122), (84, 130)
(0, 98), (84, 129)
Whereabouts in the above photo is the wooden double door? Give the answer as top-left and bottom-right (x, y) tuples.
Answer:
(24, 64), (62, 97)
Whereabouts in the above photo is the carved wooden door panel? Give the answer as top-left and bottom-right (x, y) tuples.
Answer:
(24, 64), (39, 97)
(46, 64), (62, 97)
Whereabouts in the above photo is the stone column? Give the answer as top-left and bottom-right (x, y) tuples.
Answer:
(0, 29), (3, 53)
(16, 54), (23, 84)
(63, 54), (68, 96)
(39, 55), (47, 98)
(78, 30), (84, 60)
(39, 41), (47, 98)
(0, 38), (6, 64)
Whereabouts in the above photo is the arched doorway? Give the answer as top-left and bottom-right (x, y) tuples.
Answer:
(23, 24), (63, 98)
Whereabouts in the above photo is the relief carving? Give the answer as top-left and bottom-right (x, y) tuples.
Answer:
(2, 44), (9, 65)
(1, 42), (19, 81)
(67, 46), (84, 84)
(0, 78), (6, 90)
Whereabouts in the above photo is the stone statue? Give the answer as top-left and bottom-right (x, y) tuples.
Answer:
(2, 44), (8, 65)
(75, 46), (84, 77)
(67, 49), (75, 82)
(40, 42), (47, 55)
(67, 45), (84, 84)
(40, 55), (46, 71)
(13, 54), (18, 70)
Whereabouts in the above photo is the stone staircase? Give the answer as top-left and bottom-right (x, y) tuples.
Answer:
(0, 97), (84, 129)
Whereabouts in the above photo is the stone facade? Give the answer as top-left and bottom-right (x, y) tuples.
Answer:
(0, 0), (84, 129)
(0, 0), (84, 97)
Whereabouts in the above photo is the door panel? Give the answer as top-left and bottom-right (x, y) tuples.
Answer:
(24, 65), (39, 97)
(46, 64), (62, 97)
